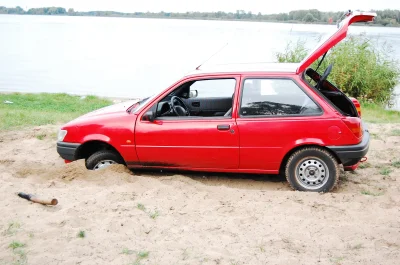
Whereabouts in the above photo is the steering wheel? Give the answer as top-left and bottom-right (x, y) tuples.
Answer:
(170, 96), (190, 116)
(316, 63), (333, 89)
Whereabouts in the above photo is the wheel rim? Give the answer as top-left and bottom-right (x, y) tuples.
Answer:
(296, 157), (329, 190)
(93, 160), (116, 170)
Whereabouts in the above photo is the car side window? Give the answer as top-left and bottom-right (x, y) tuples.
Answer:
(190, 79), (236, 98)
(240, 78), (322, 116)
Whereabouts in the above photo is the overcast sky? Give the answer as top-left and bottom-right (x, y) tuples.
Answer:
(0, 0), (398, 14)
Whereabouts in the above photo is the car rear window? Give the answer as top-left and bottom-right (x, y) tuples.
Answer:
(240, 78), (322, 116)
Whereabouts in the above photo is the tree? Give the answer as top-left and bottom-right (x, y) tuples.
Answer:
(303, 13), (316, 23)
(68, 8), (74, 14)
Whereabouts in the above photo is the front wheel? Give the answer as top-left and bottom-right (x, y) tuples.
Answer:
(285, 147), (339, 192)
(86, 150), (125, 170)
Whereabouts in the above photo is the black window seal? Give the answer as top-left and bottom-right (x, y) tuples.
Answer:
(238, 76), (324, 119)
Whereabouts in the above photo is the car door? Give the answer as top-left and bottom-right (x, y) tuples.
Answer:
(134, 75), (240, 170)
(236, 75), (327, 173)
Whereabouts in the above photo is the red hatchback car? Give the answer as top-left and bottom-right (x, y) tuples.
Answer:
(57, 11), (373, 192)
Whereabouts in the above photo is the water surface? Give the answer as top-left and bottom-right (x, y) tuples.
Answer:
(0, 15), (399, 109)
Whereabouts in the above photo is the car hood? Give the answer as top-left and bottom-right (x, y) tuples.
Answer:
(296, 11), (376, 74)
(79, 99), (139, 119)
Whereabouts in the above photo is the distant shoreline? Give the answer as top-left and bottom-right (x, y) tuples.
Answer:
(0, 13), (394, 28)
(1, 6), (400, 28)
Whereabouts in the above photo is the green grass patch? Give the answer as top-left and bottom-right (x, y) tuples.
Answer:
(122, 248), (135, 255)
(361, 190), (384, 196)
(77, 230), (85, 238)
(392, 160), (400, 168)
(128, 251), (150, 265)
(358, 162), (372, 169)
(3, 222), (21, 236)
(0, 93), (112, 130)
(361, 102), (400, 123)
(137, 203), (146, 211)
(379, 167), (392, 176)
(36, 133), (46, 140)
(391, 129), (400, 136)
(8, 241), (26, 250)
(149, 210), (159, 219)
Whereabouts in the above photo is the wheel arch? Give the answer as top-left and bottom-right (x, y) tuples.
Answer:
(279, 144), (341, 175)
(75, 140), (125, 165)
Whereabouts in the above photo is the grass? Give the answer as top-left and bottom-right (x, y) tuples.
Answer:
(361, 102), (400, 123)
(330, 256), (345, 264)
(137, 251), (149, 259)
(379, 167), (392, 176)
(358, 162), (372, 169)
(77, 230), (85, 238)
(149, 210), (159, 219)
(4, 222), (21, 236)
(9, 241), (26, 250)
(361, 190), (384, 196)
(137, 203), (146, 211)
(128, 251), (150, 265)
(36, 133), (46, 140)
(137, 203), (160, 219)
(391, 129), (400, 136)
(392, 160), (400, 168)
(0, 93), (112, 130)
(122, 248), (135, 255)
(8, 241), (27, 265)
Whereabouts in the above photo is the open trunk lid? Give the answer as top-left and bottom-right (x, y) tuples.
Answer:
(296, 11), (376, 74)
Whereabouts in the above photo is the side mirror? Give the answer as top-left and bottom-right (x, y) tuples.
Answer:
(142, 111), (155, 122)
(189, 90), (198, 98)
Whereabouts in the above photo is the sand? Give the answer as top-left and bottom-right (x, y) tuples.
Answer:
(0, 124), (399, 265)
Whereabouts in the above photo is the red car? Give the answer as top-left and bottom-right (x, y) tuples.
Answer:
(57, 11), (373, 192)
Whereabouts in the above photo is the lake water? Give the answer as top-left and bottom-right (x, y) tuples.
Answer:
(1, 15), (400, 110)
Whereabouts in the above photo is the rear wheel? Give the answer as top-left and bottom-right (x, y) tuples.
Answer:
(285, 147), (339, 192)
(86, 150), (124, 170)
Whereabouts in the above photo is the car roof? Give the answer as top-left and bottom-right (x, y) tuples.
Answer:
(185, 63), (300, 77)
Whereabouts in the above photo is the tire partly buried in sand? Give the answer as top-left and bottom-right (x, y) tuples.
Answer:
(86, 150), (124, 170)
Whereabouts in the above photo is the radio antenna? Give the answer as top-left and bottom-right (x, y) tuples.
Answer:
(195, 42), (229, 70)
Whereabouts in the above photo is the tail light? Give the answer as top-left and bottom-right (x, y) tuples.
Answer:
(342, 117), (363, 138)
(350, 97), (361, 117)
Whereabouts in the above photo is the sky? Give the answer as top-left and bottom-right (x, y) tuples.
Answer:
(0, 0), (399, 14)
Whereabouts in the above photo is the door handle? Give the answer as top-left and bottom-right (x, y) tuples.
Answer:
(192, 102), (200, 107)
(217, 124), (230, 131)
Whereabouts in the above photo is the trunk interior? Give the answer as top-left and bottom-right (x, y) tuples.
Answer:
(304, 68), (359, 117)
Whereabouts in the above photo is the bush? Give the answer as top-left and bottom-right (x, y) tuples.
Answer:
(276, 34), (400, 104)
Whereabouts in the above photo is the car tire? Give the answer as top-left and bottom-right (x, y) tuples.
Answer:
(86, 150), (125, 170)
(285, 147), (339, 192)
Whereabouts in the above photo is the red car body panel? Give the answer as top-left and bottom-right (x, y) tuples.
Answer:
(58, 12), (374, 174)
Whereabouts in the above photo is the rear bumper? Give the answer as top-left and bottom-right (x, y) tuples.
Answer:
(57, 142), (80, 161)
(327, 125), (370, 166)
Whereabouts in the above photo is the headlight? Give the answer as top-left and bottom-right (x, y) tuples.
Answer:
(57, 130), (68, 142)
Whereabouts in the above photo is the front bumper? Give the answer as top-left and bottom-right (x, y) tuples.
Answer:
(57, 142), (81, 161)
(327, 124), (370, 166)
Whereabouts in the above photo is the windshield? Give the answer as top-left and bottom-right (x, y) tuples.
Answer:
(129, 94), (157, 113)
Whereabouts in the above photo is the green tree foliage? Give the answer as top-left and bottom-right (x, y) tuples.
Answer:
(276, 35), (400, 104)
(26, 7), (67, 15)
(303, 13), (316, 22)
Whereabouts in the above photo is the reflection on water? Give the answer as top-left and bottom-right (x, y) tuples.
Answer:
(0, 15), (400, 110)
